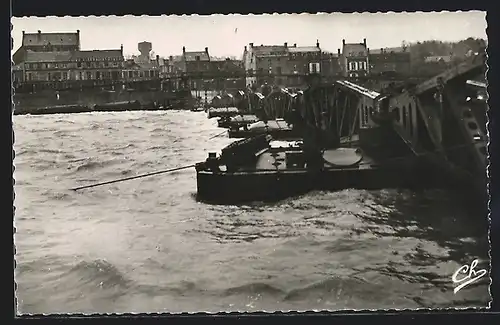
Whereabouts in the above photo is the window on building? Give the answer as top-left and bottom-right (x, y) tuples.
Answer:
(62, 72), (67, 80)
(128, 71), (133, 78)
(26, 73), (32, 81)
(195, 56), (200, 61)
(276, 67), (282, 75)
(79, 72), (83, 80)
(309, 63), (320, 74)
(87, 72), (92, 80)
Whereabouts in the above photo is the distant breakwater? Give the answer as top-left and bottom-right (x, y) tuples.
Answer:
(13, 88), (196, 114)
(12, 101), (187, 115)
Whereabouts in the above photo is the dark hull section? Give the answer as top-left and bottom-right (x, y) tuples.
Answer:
(197, 170), (315, 204)
(196, 164), (448, 204)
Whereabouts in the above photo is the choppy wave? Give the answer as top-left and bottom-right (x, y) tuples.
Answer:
(13, 111), (490, 314)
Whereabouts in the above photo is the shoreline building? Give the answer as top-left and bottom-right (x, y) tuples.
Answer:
(121, 42), (161, 85)
(242, 41), (327, 88)
(242, 43), (288, 87)
(286, 41), (322, 86)
(12, 30), (81, 65)
(12, 30), (125, 90)
(181, 46), (211, 89)
(339, 38), (369, 77)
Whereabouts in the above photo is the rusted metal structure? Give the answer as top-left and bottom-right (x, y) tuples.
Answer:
(247, 53), (487, 199)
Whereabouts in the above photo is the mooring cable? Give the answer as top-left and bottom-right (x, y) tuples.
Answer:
(70, 164), (196, 191)
(208, 130), (228, 139)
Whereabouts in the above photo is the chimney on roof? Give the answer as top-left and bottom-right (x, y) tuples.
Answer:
(156, 54), (160, 64)
(381, 48), (384, 54)
(338, 48), (341, 55)
(182, 46), (186, 53)
(342, 39), (345, 45)
(316, 40), (320, 48)
(294, 43), (296, 47)
(22, 30), (25, 35)
(169, 55), (173, 61)
(363, 38), (366, 47)
(77, 29), (80, 34)
(249, 42), (254, 47)
(284, 42), (287, 48)
(205, 47), (208, 54)
(37, 30), (41, 40)
(244, 45), (247, 51)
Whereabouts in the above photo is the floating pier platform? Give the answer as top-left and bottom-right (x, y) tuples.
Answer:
(195, 135), (447, 204)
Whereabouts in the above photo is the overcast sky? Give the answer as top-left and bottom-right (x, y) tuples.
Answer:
(12, 11), (487, 58)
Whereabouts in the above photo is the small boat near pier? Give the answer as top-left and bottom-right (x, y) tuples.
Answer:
(227, 119), (301, 139)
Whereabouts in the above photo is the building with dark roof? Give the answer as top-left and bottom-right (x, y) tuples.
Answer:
(122, 56), (161, 82)
(286, 41), (323, 86)
(181, 46), (211, 75)
(13, 30), (81, 65)
(17, 45), (124, 87)
(72, 48), (125, 81)
(209, 58), (246, 89)
(339, 38), (369, 77)
(321, 50), (342, 79)
(12, 29), (126, 87)
(242, 43), (288, 87)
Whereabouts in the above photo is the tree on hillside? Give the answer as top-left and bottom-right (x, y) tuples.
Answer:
(400, 37), (486, 77)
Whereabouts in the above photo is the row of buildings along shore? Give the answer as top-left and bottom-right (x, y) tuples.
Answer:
(13, 30), (427, 91)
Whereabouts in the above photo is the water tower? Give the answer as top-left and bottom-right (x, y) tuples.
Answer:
(138, 41), (152, 62)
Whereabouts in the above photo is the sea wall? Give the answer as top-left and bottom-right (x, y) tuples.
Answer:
(13, 88), (193, 112)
